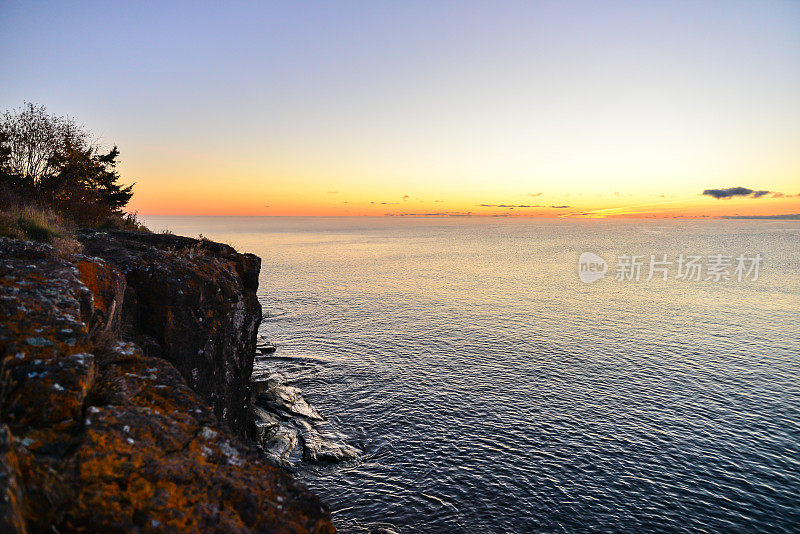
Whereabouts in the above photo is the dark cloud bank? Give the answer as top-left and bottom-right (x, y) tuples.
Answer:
(702, 186), (774, 199)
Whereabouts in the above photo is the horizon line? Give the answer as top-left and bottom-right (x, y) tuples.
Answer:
(134, 213), (800, 220)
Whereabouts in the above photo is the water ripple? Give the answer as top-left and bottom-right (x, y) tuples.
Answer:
(148, 216), (800, 533)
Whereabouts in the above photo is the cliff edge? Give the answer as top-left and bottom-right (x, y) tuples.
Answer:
(0, 233), (334, 533)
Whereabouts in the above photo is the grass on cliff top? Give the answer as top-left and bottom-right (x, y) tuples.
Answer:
(0, 204), (67, 241)
(0, 202), (148, 257)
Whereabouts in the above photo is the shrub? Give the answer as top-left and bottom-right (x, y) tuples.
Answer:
(97, 211), (148, 232)
(51, 235), (84, 258)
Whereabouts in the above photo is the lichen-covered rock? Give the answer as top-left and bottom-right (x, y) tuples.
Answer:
(76, 230), (261, 437)
(75, 257), (126, 336)
(0, 237), (334, 533)
(70, 342), (332, 533)
(0, 426), (28, 534)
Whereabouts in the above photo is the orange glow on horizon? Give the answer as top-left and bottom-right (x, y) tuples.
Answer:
(121, 137), (800, 219)
(128, 191), (800, 219)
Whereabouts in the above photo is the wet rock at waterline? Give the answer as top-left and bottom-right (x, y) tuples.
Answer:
(250, 405), (279, 443)
(258, 379), (324, 421)
(256, 339), (277, 355)
(262, 424), (302, 467)
(295, 419), (361, 463)
(250, 369), (361, 466)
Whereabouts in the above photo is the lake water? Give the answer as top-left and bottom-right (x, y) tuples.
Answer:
(143, 216), (800, 533)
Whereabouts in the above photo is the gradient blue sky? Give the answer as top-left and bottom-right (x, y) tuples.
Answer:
(1, 1), (798, 216)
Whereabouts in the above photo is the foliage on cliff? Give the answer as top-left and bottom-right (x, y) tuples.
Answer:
(0, 103), (144, 236)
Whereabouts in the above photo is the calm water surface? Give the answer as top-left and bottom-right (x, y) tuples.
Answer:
(144, 216), (800, 533)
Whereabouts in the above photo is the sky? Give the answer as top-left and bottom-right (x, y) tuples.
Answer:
(1, 1), (798, 217)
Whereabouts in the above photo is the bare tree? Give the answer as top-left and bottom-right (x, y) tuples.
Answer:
(0, 103), (88, 184)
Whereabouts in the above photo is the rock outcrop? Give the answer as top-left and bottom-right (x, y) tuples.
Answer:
(77, 230), (261, 437)
(0, 236), (334, 533)
(250, 364), (361, 468)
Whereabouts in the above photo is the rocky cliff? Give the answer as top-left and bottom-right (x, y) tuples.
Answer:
(0, 233), (334, 533)
(76, 230), (261, 438)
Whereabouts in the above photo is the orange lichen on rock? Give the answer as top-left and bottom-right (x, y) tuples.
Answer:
(0, 426), (28, 534)
(0, 237), (335, 533)
(75, 257), (126, 336)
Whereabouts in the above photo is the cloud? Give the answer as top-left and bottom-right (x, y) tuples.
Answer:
(705, 187), (754, 198)
(528, 192), (542, 197)
(550, 205), (570, 209)
(433, 200), (444, 203)
(327, 191), (339, 194)
(393, 212), (472, 217)
(703, 186), (778, 200)
(722, 213), (800, 220)
(479, 204), (541, 208)
(402, 195), (409, 201)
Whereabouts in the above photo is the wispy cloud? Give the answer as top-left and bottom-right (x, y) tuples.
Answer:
(722, 213), (800, 220)
(527, 192), (542, 197)
(478, 203), (571, 209)
(561, 199), (685, 218)
(479, 204), (541, 208)
(392, 211), (472, 217)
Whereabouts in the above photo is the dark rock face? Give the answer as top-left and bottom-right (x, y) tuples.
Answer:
(0, 237), (334, 533)
(77, 230), (261, 437)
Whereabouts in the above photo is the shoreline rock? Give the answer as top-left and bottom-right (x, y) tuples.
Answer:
(250, 363), (361, 468)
